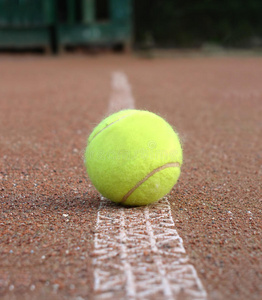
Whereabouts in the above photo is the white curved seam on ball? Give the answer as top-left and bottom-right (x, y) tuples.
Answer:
(88, 112), (135, 145)
(121, 162), (181, 203)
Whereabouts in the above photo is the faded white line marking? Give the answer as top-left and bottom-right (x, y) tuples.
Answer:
(144, 206), (174, 299)
(92, 71), (207, 299)
(93, 198), (207, 300)
(107, 71), (135, 114)
(119, 209), (136, 298)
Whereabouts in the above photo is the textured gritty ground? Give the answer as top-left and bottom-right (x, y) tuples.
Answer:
(0, 53), (261, 300)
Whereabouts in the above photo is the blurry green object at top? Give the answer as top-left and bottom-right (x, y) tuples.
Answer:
(0, 0), (54, 26)
(0, 0), (133, 52)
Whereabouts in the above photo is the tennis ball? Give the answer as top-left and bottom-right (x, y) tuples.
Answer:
(85, 110), (182, 206)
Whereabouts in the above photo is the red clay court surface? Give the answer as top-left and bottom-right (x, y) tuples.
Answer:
(0, 53), (261, 300)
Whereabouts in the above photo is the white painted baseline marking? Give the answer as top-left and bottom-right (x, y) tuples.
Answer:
(92, 71), (207, 300)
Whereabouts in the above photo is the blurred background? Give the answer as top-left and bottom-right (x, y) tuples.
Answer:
(0, 0), (262, 53)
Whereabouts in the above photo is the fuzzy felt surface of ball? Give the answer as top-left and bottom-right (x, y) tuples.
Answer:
(85, 110), (183, 206)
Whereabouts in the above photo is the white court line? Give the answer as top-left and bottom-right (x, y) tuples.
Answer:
(92, 72), (207, 300)
(107, 71), (135, 115)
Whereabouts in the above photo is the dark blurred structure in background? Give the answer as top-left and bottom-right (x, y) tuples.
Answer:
(0, 0), (262, 53)
(0, 0), (132, 53)
(134, 0), (262, 48)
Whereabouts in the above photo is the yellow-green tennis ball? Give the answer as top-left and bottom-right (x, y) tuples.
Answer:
(85, 109), (182, 206)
